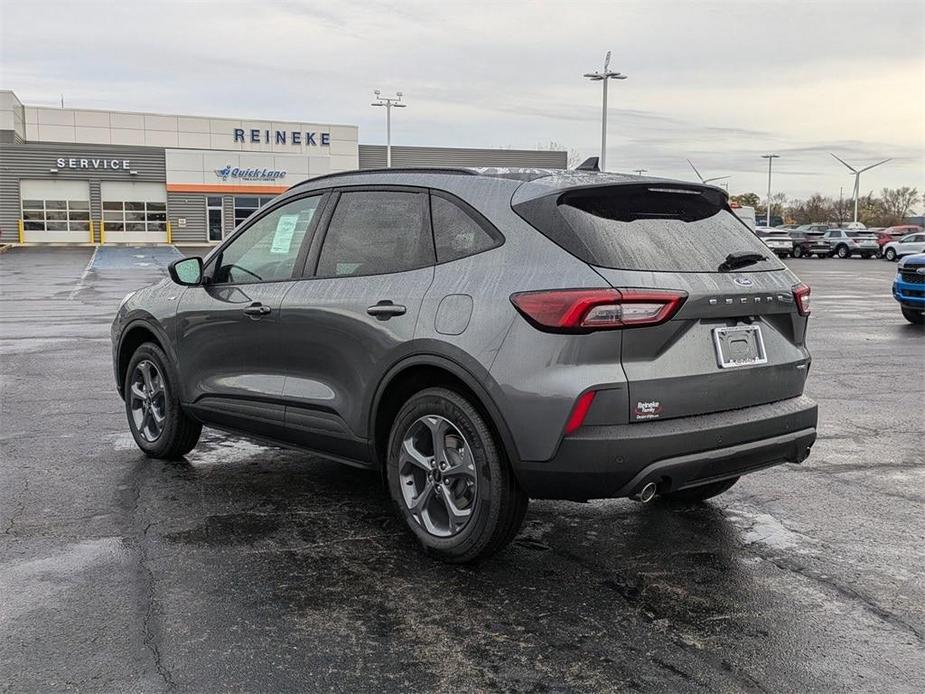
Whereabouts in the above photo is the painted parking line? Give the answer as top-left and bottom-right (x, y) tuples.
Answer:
(89, 245), (183, 271)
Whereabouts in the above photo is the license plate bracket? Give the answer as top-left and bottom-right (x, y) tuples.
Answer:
(712, 325), (767, 368)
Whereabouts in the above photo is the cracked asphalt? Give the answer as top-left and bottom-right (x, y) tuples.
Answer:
(1, 246), (923, 693)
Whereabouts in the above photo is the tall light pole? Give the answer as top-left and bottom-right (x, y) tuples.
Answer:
(761, 154), (779, 226)
(371, 90), (406, 168)
(829, 153), (891, 223)
(583, 51), (627, 172)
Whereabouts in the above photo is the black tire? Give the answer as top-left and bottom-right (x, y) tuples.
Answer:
(836, 245), (850, 259)
(901, 307), (924, 325)
(885, 248), (897, 262)
(124, 342), (201, 459)
(386, 387), (528, 563)
(659, 477), (739, 503)
(792, 245), (803, 258)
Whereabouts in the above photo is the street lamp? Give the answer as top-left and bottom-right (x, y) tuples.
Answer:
(371, 90), (406, 168)
(583, 51), (627, 172)
(761, 154), (779, 226)
(829, 153), (891, 223)
(632, 168), (647, 176)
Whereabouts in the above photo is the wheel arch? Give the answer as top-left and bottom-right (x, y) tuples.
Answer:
(116, 319), (175, 395)
(369, 353), (521, 479)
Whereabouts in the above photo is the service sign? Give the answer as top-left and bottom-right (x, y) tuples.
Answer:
(56, 157), (131, 170)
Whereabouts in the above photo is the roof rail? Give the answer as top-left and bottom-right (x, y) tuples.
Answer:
(292, 167), (477, 188)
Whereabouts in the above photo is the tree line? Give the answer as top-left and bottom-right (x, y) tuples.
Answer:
(730, 187), (922, 227)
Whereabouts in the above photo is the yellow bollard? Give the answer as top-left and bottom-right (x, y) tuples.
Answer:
(167, 220), (172, 244)
(100, 220), (105, 245)
(18, 219), (24, 244)
(89, 220), (95, 244)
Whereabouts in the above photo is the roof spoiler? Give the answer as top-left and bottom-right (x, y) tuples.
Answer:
(574, 156), (600, 172)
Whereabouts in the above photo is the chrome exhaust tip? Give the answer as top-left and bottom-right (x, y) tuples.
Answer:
(631, 481), (658, 503)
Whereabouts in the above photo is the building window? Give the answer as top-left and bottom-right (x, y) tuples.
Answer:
(207, 196), (224, 242)
(21, 199), (90, 232)
(103, 201), (167, 232)
(233, 196), (275, 227)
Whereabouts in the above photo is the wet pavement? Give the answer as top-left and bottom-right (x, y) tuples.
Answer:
(1, 247), (923, 692)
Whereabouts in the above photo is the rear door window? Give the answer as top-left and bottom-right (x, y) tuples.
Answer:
(525, 185), (782, 273)
(315, 190), (433, 277)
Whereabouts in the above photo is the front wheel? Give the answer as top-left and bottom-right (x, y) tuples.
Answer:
(885, 248), (897, 261)
(386, 387), (528, 563)
(124, 342), (201, 458)
(659, 477), (739, 503)
(902, 307), (924, 325)
(836, 245), (850, 259)
(792, 246), (804, 258)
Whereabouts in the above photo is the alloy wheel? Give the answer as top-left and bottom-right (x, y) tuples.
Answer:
(129, 360), (167, 442)
(398, 415), (478, 538)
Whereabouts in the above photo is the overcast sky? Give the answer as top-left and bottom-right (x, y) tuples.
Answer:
(2, 0), (922, 203)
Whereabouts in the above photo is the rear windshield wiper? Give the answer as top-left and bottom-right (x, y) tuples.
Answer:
(719, 251), (767, 272)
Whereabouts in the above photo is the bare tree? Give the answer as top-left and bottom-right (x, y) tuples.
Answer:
(878, 187), (921, 225)
(537, 141), (582, 168)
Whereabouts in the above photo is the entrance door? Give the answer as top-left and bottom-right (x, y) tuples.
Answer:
(20, 180), (91, 243)
(101, 182), (168, 243)
(206, 196), (224, 242)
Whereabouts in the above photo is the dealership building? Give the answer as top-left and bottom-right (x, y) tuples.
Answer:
(0, 89), (565, 245)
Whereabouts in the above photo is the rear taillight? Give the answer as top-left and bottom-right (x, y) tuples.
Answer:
(792, 283), (811, 316)
(510, 288), (687, 332)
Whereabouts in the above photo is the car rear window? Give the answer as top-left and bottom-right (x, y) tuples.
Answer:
(516, 184), (782, 273)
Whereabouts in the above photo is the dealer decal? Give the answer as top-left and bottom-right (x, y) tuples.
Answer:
(634, 401), (662, 420)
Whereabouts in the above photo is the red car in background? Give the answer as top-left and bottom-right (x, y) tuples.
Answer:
(874, 225), (924, 257)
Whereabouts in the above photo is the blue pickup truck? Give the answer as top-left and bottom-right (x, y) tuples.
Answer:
(893, 254), (925, 324)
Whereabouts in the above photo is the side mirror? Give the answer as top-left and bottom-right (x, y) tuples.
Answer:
(168, 257), (203, 286)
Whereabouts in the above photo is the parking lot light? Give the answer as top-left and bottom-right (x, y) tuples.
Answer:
(371, 90), (407, 168)
(761, 154), (780, 226)
(583, 51), (627, 172)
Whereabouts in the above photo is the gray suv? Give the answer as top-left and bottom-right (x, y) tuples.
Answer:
(112, 168), (818, 562)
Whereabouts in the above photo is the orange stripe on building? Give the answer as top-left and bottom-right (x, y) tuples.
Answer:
(165, 184), (290, 194)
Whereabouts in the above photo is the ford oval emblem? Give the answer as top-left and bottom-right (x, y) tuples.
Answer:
(733, 276), (753, 287)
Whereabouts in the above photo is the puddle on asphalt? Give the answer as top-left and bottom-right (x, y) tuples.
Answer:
(724, 504), (818, 554)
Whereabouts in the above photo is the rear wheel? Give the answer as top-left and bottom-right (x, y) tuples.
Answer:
(836, 245), (850, 259)
(792, 245), (804, 258)
(659, 477), (739, 503)
(901, 307), (924, 325)
(386, 387), (528, 563)
(885, 247), (897, 261)
(124, 343), (201, 459)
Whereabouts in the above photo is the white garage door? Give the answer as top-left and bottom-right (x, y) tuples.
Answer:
(21, 180), (91, 243)
(101, 182), (168, 243)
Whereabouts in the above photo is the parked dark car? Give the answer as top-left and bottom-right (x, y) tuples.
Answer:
(111, 168), (818, 562)
(892, 254), (925, 324)
(789, 230), (825, 258)
(808, 229), (878, 258)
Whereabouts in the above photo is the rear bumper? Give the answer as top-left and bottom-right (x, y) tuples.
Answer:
(514, 395), (818, 501)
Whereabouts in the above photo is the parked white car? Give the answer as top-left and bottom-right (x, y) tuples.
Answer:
(883, 232), (925, 261)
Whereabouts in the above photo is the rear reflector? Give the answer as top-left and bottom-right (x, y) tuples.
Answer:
(510, 288), (687, 332)
(792, 283), (811, 316)
(565, 391), (596, 435)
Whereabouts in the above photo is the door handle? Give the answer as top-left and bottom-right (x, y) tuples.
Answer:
(244, 302), (271, 317)
(367, 300), (407, 320)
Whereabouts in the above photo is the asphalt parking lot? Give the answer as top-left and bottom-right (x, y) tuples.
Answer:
(1, 246), (923, 693)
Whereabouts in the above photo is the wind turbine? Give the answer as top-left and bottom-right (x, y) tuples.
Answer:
(687, 159), (730, 185)
(829, 153), (891, 223)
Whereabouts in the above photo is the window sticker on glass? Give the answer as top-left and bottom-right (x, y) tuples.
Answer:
(270, 215), (299, 254)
